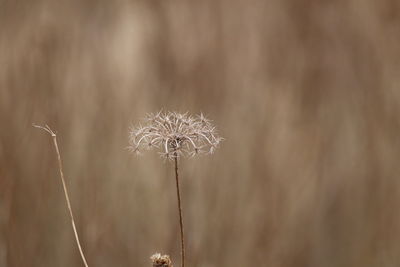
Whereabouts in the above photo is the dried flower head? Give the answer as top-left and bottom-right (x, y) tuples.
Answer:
(150, 253), (173, 267)
(129, 111), (222, 159)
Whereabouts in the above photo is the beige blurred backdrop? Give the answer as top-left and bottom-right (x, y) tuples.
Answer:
(1, 0), (400, 266)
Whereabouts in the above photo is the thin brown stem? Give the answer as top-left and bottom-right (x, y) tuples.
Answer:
(174, 156), (185, 267)
(33, 124), (89, 267)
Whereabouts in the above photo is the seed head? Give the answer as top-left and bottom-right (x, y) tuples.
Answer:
(150, 253), (173, 267)
(129, 111), (222, 159)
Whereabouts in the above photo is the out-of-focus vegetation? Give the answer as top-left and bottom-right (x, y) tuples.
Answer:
(1, 1), (400, 266)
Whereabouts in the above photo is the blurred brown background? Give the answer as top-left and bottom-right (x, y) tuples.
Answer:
(1, 0), (400, 266)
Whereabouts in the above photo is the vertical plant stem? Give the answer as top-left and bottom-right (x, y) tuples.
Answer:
(52, 135), (89, 267)
(174, 157), (185, 267)
(34, 125), (89, 267)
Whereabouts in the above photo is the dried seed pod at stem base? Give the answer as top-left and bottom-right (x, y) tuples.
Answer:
(33, 124), (89, 267)
(151, 253), (173, 267)
(129, 111), (223, 267)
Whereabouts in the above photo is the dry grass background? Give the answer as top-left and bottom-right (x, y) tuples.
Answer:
(1, 0), (400, 266)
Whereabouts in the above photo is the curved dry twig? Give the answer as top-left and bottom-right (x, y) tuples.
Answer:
(33, 124), (89, 267)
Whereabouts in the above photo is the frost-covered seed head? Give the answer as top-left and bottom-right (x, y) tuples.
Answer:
(129, 111), (222, 159)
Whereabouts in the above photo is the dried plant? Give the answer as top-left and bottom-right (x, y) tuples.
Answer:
(128, 111), (222, 159)
(33, 124), (89, 267)
(150, 253), (173, 267)
(129, 111), (222, 267)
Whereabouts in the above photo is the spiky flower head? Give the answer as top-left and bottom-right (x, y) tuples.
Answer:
(129, 111), (222, 159)
(150, 253), (173, 267)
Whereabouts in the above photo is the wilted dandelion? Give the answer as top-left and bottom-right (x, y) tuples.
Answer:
(150, 253), (173, 267)
(129, 111), (222, 267)
(128, 111), (222, 159)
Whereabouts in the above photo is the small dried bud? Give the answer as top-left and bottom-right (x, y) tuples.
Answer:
(150, 253), (173, 267)
(129, 111), (223, 159)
